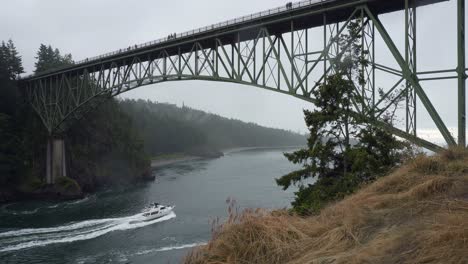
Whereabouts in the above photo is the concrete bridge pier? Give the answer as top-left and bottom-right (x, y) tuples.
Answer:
(46, 137), (67, 184)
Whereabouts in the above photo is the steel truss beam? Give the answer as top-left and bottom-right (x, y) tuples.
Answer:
(458, 0), (466, 147)
(363, 5), (456, 148)
(23, 3), (461, 152)
(405, 0), (417, 136)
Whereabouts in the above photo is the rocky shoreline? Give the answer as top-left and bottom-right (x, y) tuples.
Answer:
(1, 149), (229, 204)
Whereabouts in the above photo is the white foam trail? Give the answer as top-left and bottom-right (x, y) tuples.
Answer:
(0, 217), (121, 238)
(1, 203), (43, 215)
(1, 222), (120, 246)
(3, 208), (40, 216)
(2, 195), (94, 216)
(0, 212), (176, 253)
(2, 199), (73, 216)
(154, 242), (207, 252)
(133, 242), (207, 256)
(65, 195), (93, 206)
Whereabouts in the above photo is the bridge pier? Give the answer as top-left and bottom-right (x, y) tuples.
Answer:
(46, 137), (67, 185)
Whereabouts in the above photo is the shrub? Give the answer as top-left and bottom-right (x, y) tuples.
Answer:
(55, 176), (80, 192)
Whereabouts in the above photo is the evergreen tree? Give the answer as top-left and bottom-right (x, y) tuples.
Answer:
(0, 39), (23, 114)
(0, 40), (24, 80)
(277, 20), (412, 215)
(0, 39), (24, 187)
(6, 39), (24, 79)
(34, 44), (73, 73)
(34, 44), (52, 73)
(0, 42), (9, 79)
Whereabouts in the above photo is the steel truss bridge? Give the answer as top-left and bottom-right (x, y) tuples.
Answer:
(19, 0), (466, 183)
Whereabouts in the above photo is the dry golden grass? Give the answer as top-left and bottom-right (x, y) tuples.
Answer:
(184, 149), (468, 264)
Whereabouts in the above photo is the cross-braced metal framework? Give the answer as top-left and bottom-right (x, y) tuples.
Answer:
(21, 0), (464, 153)
(405, 0), (417, 137)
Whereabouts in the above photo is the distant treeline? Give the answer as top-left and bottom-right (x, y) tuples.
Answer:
(119, 99), (306, 156)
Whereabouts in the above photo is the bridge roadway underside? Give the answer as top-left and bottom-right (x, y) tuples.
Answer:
(26, 0), (447, 80)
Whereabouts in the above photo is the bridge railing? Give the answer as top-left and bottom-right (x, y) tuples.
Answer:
(22, 0), (332, 79)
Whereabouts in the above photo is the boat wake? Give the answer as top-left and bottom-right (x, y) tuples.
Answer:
(0, 212), (176, 253)
(131, 242), (208, 257)
(1, 196), (95, 216)
(2, 208), (40, 215)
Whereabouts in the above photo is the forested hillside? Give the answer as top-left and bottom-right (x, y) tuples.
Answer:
(0, 42), (151, 200)
(119, 99), (306, 156)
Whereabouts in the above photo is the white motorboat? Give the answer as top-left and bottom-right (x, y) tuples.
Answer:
(141, 203), (174, 221)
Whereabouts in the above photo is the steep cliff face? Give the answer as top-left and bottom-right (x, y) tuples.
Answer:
(185, 149), (468, 264)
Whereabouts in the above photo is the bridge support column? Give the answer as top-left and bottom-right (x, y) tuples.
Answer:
(457, 0), (466, 147)
(405, 0), (417, 137)
(46, 137), (67, 185)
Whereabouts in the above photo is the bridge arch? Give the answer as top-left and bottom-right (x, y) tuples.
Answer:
(20, 0), (464, 181)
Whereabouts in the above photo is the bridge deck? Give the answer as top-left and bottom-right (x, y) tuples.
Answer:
(23, 0), (447, 81)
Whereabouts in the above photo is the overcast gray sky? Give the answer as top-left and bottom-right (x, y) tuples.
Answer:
(1, 0), (465, 143)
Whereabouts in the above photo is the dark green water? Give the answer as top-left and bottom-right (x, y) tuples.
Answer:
(0, 148), (301, 264)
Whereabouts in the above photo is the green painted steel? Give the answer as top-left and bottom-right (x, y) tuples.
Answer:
(19, 0), (463, 152)
(458, 0), (466, 147)
(405, 0), (417, 136)
(364, 5), (456, 147)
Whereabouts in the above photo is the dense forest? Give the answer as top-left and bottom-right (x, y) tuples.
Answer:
(0, 40), (305, 202)
(0, 42), (151, 200)
(119, 99), (306, 157)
